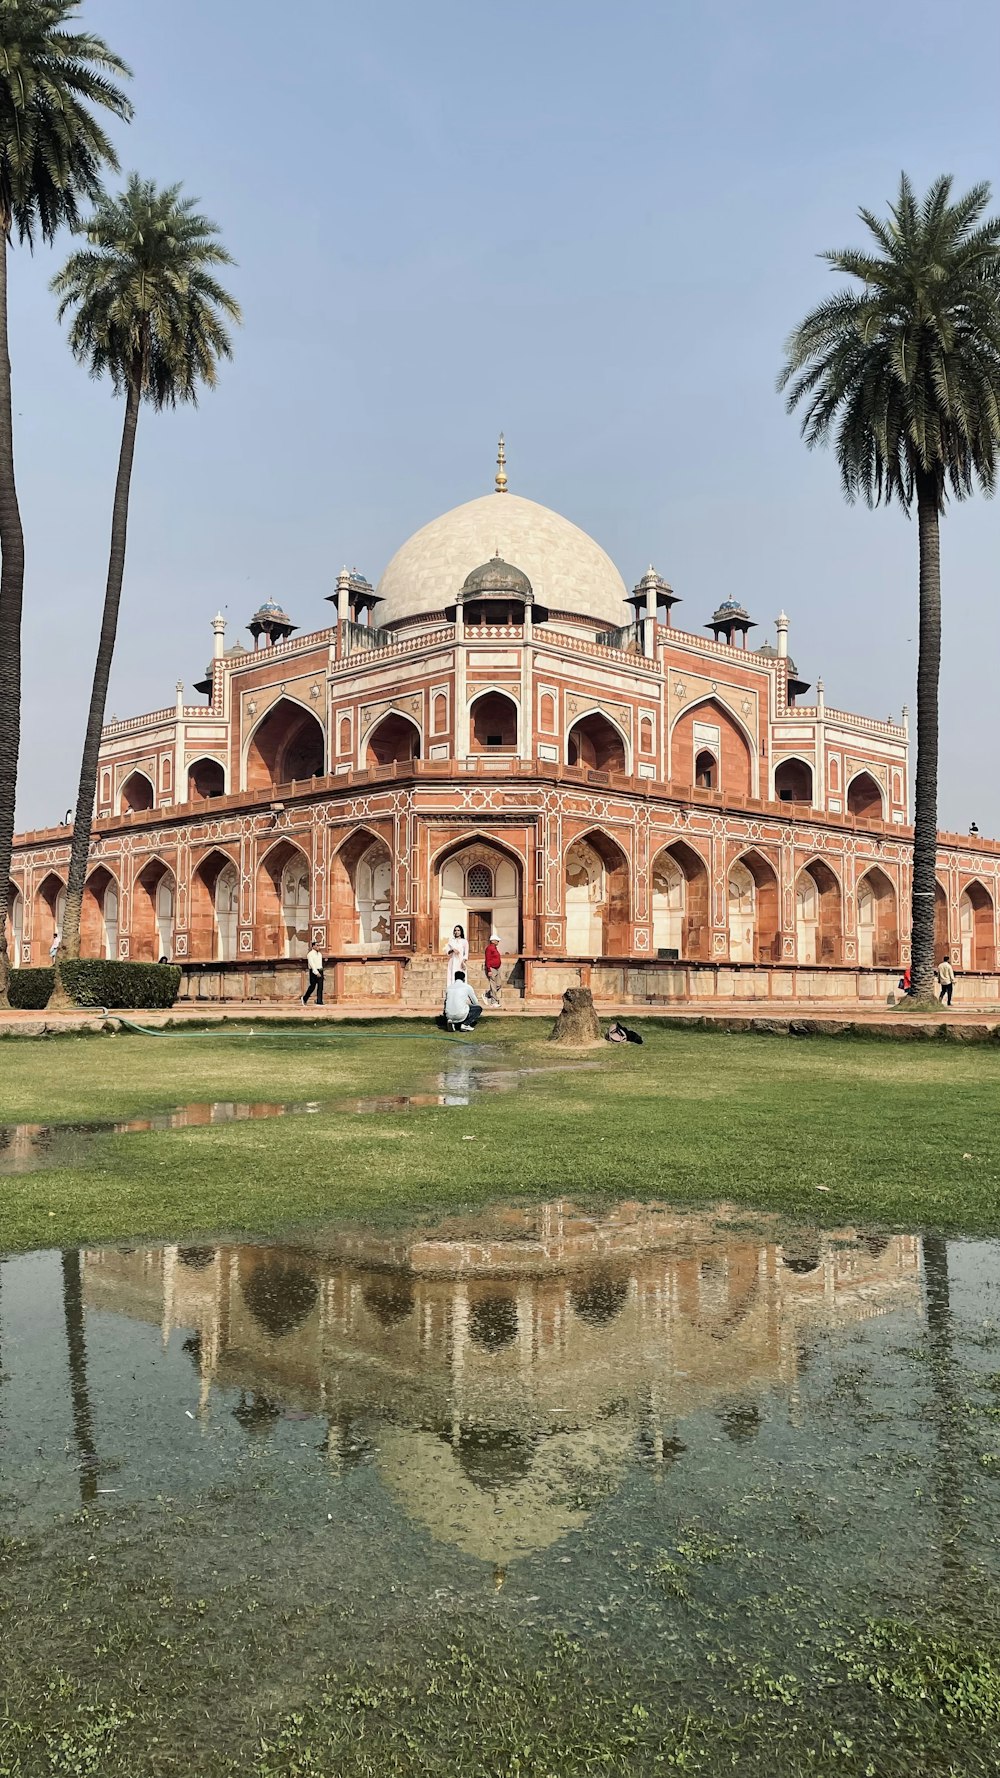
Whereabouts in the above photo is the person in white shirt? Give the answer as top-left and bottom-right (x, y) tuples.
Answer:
(443, 970), (482, 1031)
(49, 929), (61, 962)
(445, 923), (469, 986)
(302, 945), (325, 1006)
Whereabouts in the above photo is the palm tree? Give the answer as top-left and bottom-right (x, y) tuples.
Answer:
(50, 177), (240, 987)
(0, 1), (131, 1004)
(780, 175), (1000, 1000)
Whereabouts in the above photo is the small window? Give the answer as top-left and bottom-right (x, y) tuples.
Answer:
(695, 750), (717, 790)
(467, 865), (493, 898)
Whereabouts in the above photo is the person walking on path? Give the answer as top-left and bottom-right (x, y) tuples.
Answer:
(484, 932), (503, 1006)
(446, 924), (469, 987)
(302, 944), (325, 1007)
(937, 956), (955, 1007)
(443, 970), (482, 1031)
(49, 929), (61, 963)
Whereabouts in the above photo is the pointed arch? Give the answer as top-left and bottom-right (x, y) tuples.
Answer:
(856, 866), (898, 968)
(133, 856), (177, 960)
(190, 847), (240, 961)
(566, 707), (629, 775)
(774, 757), (814, 806)
(671, 696), (755, 799)
(82, 864), (121, 958)
(187, 756), (227, 802)
(469, 689), (518, 752)
(846, 771), (885, 820)
(564, 828), (631, 957)
(35, 871), (67, 957)
(244, 696), (326, 792)
(364, 709), (421, 768)
(728, 848), (778, 963)
(120, 769), (155, 814)
(794, 857), (842, 964)
(5, 881), (24, 967)
(959, 879), (994, 971)
(436, 833), (523, 956)
(329, 826), (393, 952)
(256, 838), (311, 957)
(651, 838), (710, 959)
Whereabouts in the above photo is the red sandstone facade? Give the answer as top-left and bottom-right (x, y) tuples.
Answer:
(8, 468), (998, 1005)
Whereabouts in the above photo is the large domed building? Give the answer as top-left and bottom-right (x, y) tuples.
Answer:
(8, 441), (999, 1003)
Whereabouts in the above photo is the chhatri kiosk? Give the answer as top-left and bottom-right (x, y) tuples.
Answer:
(9, 442), (999, 1006)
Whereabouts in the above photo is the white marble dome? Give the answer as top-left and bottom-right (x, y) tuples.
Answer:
(375, 492), (629, 629)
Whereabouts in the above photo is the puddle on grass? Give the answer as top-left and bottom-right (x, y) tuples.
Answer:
(4, 1205), (1000, 1771)
(0, 1061), (603, 1172)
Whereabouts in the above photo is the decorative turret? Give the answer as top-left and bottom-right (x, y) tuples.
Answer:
(325, 568), (381, 627)
(627, 566), (679, 630)
(248, 598), (297, 648)
(451, 553), (544, 626)
(707, 597), (756, 648)
(194, 614), (247, 697)
(757, 612), (811, 704)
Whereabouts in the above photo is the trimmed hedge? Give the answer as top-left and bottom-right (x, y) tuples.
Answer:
(59, 960), (182, 1009)
(8, 961), (181, 1011)
(8, 967), (54, 1010)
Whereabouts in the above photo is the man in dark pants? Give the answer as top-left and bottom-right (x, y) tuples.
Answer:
(302, 944), (325, 1006)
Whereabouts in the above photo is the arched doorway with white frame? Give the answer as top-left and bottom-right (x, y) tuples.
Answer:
(436, 840), (522, 958)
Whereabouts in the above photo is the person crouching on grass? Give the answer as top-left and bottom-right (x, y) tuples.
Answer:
(484, 931), (503, 1006)
(443, 970), (482, 1032)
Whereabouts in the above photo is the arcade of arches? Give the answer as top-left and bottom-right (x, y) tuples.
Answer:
(8, 821), (997, 986)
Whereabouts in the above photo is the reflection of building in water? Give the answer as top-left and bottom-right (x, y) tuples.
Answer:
(82, 1205), (922, 1564)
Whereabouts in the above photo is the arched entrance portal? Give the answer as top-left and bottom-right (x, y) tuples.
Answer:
(794, 860), (841, 964)
(960, 882), (994, 972)
(246, 699), (325, 791)
(469, 692), (518, 752)
(190, 852), (240, 961)
(847, 772), (884, 819)
(134, 860), (176, 960)
(81, 867), (119, 958)
(673, 699), (753, 799)
(36, 874), (66, 957)
(728, 852), (778, 964)
(257, 843), (311, 957)
(438, 842), (521, 956)
(567, 713), (627, 774)
(121, 771), (154, 813)
(856, 868), (897, 968)
(366, 713), (420, 767)
(651, 841), (710, 959)
(329, 831), (393, 952)
(564, 833), (629, 957)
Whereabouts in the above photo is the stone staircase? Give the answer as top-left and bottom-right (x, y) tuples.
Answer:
(398, 954), (524, 1010)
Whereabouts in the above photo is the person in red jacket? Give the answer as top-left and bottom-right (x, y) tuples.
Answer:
(484, 932), (503, 1006)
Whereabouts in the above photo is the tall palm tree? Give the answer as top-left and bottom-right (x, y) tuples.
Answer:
(61, 1247), (98, 1503)
(50, 177), (240, 987)
(0, 0), (131, 1005)
(780, 175), (1000, 999)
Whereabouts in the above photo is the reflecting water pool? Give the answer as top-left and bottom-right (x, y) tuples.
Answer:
(3, 1203), (1000, 1776)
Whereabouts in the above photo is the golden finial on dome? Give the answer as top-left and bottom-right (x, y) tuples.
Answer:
(494, 432), (508, 494)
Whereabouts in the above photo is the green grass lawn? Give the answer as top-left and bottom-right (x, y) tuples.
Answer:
(2, 1020), (999, 1252)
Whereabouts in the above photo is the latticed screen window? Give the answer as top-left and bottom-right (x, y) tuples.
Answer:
(466, 865), (493, 898)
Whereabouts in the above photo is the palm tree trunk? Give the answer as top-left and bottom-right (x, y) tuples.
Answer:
(62, 1248), (99, 1504)
(0, 229), (26, 1009)
(909, 470), (942, 1001)
(53, 380), (141, 998)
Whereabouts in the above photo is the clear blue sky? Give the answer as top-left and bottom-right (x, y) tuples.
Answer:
(9, 0), (1000, 831)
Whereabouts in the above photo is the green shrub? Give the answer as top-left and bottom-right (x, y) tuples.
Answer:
(8, 967), (54, 1010)
(58, 960), (181, 1009)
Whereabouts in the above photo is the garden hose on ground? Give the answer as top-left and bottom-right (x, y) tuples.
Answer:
(103, 1011), (477, 1044)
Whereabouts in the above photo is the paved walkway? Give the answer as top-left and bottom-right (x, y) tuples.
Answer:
(2, 998), (1000, 1039)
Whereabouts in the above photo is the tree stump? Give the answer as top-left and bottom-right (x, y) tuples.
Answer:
(549, 986), (601, 1045)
